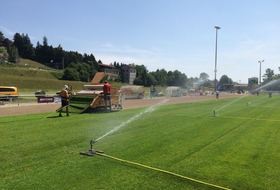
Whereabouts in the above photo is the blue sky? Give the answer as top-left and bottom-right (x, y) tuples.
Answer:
(1, 0), (280, 83)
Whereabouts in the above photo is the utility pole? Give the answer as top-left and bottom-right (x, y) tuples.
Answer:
(258, 60), (264, 85)
(214, 25), (221, 92)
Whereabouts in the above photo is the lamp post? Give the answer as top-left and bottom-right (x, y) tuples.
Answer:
(258, 60), (264, 85)
(214, 25), (221, 92)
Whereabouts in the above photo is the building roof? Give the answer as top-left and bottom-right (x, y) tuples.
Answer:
(122, 64), (136, 69)
(234, 84), (248, 87)
(98, 63), (116, 69)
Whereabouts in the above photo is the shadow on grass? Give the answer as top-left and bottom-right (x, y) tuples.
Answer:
(46, 115), (64, 119)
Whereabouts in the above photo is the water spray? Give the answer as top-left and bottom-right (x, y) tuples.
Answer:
(212, 94), (250, 117)
(215, 95), (247, 113)
(251, 78), (280, 94)
(80, 98), (170, 156)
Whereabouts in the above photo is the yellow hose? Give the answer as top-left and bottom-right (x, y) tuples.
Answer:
(96, 153), (231, 190)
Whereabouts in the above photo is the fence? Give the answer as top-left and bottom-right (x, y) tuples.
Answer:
(0, 95), (61, 107)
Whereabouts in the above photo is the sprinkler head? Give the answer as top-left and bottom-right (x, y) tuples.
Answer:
(213, 110), (216, 117)
(80, 140), (104, 156)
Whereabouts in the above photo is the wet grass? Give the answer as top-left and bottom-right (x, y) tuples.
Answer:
(1, 94), (280, 189)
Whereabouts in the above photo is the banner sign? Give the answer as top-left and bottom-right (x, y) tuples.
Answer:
(37, 96), (54, 103)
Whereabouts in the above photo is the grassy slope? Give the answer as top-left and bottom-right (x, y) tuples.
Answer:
(0, 59), (167, 95)
(17, 58), (54, 68)
(1, 95), (280, 189)
(0, 58), (87, 93)
(0, 59), (126, 94)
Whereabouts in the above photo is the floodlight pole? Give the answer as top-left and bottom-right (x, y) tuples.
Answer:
(258, 60), (264, 85)
(214, 25), (221, 92)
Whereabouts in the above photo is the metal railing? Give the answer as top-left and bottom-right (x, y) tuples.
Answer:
(0, 95), (60, 107)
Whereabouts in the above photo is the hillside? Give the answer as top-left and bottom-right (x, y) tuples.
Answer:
(17, 58), (54, 69)
(0, 59), (129, 94)
(0, 59), (88, 93)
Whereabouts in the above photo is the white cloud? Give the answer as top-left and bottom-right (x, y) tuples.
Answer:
(0, 26), (15, 37)
(0, 26), (37, 43)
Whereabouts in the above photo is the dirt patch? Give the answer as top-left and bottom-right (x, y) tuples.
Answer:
(0, 94), (241, 117)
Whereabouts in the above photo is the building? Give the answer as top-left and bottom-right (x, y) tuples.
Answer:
(164, 86), (182, 97)
(98, 63), (120, 81)
(232, 82), (248, 93)
(97, 63), (137, 84)
(121, 64), (137, 84)
(248, 77), (258, 89)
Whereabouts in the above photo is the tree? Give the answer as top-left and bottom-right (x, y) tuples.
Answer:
(219, 75), (233, 84)
(263, 68), (274, 82)
(166, 71), (174, 86)
(8, 45), (19, 63)
(202, 80), (211, 88)
(41, 36), (50, 63)
(79, 68), (90, 82)
(43, 36), (48, 46)
(219, 75), (233, 91)
(166, 70), (187, 88)
(78, 63), (91, 82)
(199, 72), (209, 81)
(0, 47), (9, 62)
(114, 75), (122, 82)
(62, 67), (80, 81)
(146, 73), (158, 86)
(13, 33), (34, 59)
(13, 33), (23, 54)
(86, 60), (99, 79)
(150, 69), (167, 86)
(198, 72), (210, 88)
(134, 65), (149, 86)
(0, 31), (4, 44)
(62, 62), (92, 82)
(21, 34), (34, 59)
(2, 38), (12, 48)
(133, 77), (143, 85)
(187, 77), (198, 88)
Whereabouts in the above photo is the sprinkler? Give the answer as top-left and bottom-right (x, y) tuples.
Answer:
(80, 139), (104, 156)
(213, 110), (216, 117)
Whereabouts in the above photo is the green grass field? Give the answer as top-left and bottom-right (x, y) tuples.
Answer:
(1, 94), (280, 189)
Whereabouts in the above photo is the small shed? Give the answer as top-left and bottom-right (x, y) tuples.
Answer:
(120, 85), (144, 99)
(164, 86), (181, 97)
